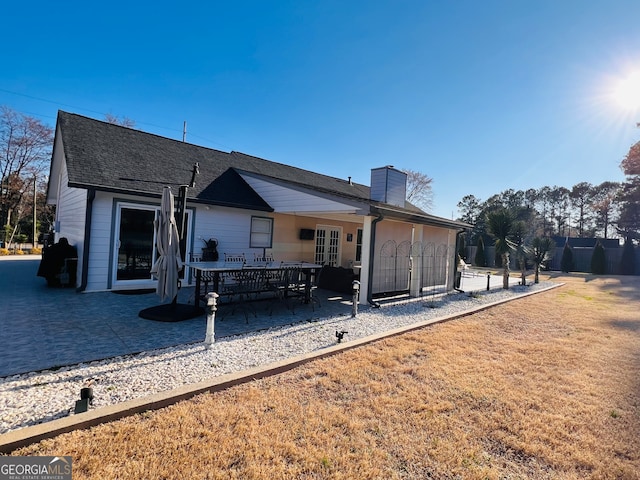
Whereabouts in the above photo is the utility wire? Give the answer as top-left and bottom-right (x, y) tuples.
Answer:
(0, 87), (231, 150)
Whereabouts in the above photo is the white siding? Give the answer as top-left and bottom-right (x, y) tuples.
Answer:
(191, 206), (265, 259)
(54, 160), (87, 288)
(84, 192), (117, 291)
(239, 174), (364, 214)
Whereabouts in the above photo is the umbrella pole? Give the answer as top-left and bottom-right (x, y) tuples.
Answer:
(175, 184), (189, 310)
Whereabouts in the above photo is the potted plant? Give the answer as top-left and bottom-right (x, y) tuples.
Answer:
(202, 238), (219, 261)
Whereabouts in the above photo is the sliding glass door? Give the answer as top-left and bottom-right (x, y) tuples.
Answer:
(114, 205), (158, 287)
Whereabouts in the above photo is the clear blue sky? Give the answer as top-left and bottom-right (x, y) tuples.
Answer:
(2, 0), (639, 219)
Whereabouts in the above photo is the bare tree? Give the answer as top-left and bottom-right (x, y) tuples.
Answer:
(402, 169), (433, 212)
(0, 107), (53, 239)
(104, 113), (136, 128)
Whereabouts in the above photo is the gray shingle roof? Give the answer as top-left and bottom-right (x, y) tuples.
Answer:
(56, 111), (372, 210)
(55, 111), (469, 229)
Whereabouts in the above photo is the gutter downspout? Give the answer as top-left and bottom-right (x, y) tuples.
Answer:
(78, 189), (95, 292)
(453, 228), (466, 293)
(367, 213), (384, 307)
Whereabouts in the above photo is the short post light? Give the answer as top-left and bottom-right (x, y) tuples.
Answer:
(486, 273), (491, 291)
(351, 280), (360, 317)
(74, 387), (94, 414)
(204, 292), (218, 348)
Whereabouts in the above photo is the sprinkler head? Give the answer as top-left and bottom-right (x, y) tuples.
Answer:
(335, 330), (348, 343)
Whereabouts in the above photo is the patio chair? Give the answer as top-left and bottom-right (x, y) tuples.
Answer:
(253, 252), (274, 264)
(219, 267), (266, 322)
(264, 264), (291, 315)
(281, 263), (321, 313)
(189, 253), (215, 300)
(224, 253), (246, 263)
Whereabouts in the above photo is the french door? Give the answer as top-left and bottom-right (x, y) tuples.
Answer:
(315, 225), (341, 266)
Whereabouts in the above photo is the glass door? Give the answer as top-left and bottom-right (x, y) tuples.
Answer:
(314, 225), (341, 266)
(112, 202), (194, 289)
(115, 206), (157, 283)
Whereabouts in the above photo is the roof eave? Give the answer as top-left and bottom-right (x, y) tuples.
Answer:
(66, 182), (274, 212)
(370, 204), (472, 230)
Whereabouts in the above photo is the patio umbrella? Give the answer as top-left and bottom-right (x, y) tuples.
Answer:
(150, 186), (182, 302)
(140, 186), (202, 321)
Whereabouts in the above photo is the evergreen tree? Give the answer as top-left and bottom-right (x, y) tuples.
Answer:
(561, 242), (574, 273)
(590, 241), (606, 274)
(474, 235), (486, 267)
(487, 209), (517, 289)
(458, 234), (467, 261)
(620, 238), (636, 275)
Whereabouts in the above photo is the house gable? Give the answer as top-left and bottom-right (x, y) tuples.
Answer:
(238, 171), (369, 215)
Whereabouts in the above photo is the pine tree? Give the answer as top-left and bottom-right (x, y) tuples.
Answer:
(458, 234), (467, 262)
(474, 236), (486, 267)
(590, 241), (606, 274)
(620, 238), (636, 275)
(561, 242), (573, 273)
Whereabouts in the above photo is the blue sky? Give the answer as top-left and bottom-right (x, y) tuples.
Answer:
(2, 1), (640, 219)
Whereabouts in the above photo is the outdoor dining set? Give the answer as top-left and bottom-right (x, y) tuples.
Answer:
(186, 252), (324, 322)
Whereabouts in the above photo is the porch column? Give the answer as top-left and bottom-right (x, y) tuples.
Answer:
(358, 216), (373, 305)
(409, 224), (423, 297)
(447, 229), (455, 290)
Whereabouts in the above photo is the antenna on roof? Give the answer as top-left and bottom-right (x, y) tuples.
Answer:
(183, 121), (187, 142)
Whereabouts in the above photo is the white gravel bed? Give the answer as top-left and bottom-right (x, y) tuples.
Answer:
(0, 282), (555, 434)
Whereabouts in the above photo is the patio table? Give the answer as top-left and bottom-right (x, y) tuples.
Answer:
(186, 261), (323, 309)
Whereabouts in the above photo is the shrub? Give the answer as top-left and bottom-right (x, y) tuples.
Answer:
(620, 239), (636, 275)
(474, 236), (486, 267)
(31, 247), (42, 255)
(590, 241), (606, 274)
(15, 249), (25, 255)
(561, 243), (574, 273)
(0, 248), (9, 256)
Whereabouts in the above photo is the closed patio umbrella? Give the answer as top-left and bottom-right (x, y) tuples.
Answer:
(150, 186), (182, 302)
(139, 186), (203, 321)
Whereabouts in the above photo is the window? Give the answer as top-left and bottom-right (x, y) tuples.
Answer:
(250, 216), (273, 248)
(355, 228), (363, 262)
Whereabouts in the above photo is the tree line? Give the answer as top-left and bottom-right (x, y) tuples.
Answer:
(457, 181), (626, 244)
(456, 137), (640, 278)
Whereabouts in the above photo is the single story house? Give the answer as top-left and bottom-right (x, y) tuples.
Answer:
(46, 111), (470, 304)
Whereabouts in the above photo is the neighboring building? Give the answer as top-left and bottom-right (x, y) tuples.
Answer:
(46, 111), (469, 303)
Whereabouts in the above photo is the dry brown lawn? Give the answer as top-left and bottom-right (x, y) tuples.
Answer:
(8, 274), (640, 479)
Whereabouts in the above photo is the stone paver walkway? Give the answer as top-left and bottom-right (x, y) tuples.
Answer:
(0, 256), (356, 377)
(0, 256), (511, 378)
